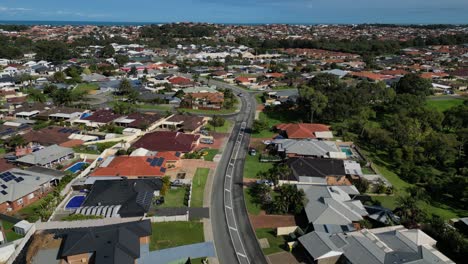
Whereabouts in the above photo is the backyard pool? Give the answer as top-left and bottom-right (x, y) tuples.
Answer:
(340, 146), (353, 157)
(66, 162), (89, 173)
(65, 195), (86, 209)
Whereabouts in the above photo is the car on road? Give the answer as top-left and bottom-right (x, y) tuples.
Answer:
(237, 93), (244, 97)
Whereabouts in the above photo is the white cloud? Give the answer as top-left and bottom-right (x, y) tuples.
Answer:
(0, 6), (32, 12)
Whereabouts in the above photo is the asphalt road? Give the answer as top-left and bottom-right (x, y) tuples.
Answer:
(209, 78), (268, 264)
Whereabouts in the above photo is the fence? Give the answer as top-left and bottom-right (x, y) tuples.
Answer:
(0, 214), (21, 224)
(145, 212), (189, 223)
(4, 223), (36, 264)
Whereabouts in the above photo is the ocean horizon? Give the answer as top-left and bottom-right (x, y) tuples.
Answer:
(1, 20), (467, 27)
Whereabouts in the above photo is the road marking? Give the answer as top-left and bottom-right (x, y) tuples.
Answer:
(237, 252), (247, 258)
(224, 188), (230, 192)
(229, 226), (237, 231)
(225, 205), (232, 210)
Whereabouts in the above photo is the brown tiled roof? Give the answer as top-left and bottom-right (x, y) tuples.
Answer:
(166, 115), (205, 131)
(83, 109), (122, 123)
(59, 139), (84, 148)
(275, 123), (330, 139)
(0, 159), (16, 173)
(126, 112), (162, 128)
(132, 131), (199, 152)
(189, 92), (224, 103)
(23, 126), (75, 146)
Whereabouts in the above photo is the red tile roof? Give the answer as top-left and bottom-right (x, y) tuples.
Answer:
(168, 76), (194, 85)
(420, 72), (449, 79)
(83, 110), (122, 123)
(275, 123), (330, 139)
(380, 69), (409, 76)
(132, 131), (200, 152)
(349, 71), (393, 81)
(90, 152), (180, 177)
(23, 126), (75, 146)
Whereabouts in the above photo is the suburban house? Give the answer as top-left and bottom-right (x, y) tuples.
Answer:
(0, 168), (59, 213)
(74, 178), (163, 217)
(113, 112), (163, 129)
(264, 89), (299, 105)
(159, 114), (206, 133)
(15, 145), (74, 167)
(234, 76), (257, 86)
(285, 157), (361, 185)
(168, 76), (195, 88)
(73, 109), (122, 128)
(89, 152), (181, 178)
(35, 107), (85, 122)
(27, 220), (152, 264)
(271, 139), (346, 159)
(182, 92), (224, 110)
(132, 131), (200, 153)
(299, 185), (367, 234)
(298, 225), (455, 264)
(274, 123), (333, 139)
(22, 126), (80, 146)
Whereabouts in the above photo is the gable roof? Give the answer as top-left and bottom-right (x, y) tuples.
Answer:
(273, 139), (340, 158)
(132, 131), (199, 152)
(16, 145), (74, 166)
(165, 115), (205, 131)
(83, 110), (122, 123)
(23, 126), (77, 146)
(0, 168), (55, 204)
(59, 220), (151, 264)
(275, 123), (330, 139)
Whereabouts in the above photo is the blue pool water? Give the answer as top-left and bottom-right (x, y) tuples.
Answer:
(66, 196), (86, 209)
(66, 162), (89, 173)
(340, 146), (353, 156)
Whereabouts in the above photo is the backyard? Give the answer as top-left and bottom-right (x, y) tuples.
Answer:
(159, 187), (186, 208)
(191, 168), (210, 207)
(150, 221), (204, 250)
(0, 220), (23, 242)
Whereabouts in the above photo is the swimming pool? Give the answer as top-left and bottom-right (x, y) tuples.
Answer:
(340, 146), (353, 157)
(66, 162), (89, 173)
(65, 195), (86, 209)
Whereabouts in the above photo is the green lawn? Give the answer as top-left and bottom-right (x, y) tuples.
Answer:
(0, 148), (5, 154)
(203, 149), (219, 162)
(16, 198), (46, 221)
(255, 94), (264, 104)
(426, 98), (464, 112)
(243, 154), (275, 179)
(191, 168), (210, 207)
(206, 119), (232, 133)
(244, 188), (262, 215)
(150, 221), (204, 250)
(139, 104), (173, 111)
(75, 83), (99, 94)
(255, 228), (288, 256)
(160, 187), (186, 208)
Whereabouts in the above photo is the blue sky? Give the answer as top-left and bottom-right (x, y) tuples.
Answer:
(0, 0), (468, 24)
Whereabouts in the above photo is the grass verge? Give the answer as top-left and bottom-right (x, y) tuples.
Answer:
(150, 221), (204, 250)
(191, 168), (210, 207)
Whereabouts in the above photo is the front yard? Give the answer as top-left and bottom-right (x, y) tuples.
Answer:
(159, 187), (186, 208)
(206, 119), (232, 133)
(255, 228), (288, 256)
(243, 153), (275, 179)
(150, 221), (204, 250)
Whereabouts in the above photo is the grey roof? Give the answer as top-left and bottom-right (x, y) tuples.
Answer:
(299, 185), (366, 233)
(16, 145), (74, 166)
(323, 69), (349, 78)
(299, 226), (454, 264)
(58, 220), (151, 264)
(286, 157), (346, 181)
(273, 139), (339, 158)
(0, 168), (55, 204)
(25, 166), (66, 179)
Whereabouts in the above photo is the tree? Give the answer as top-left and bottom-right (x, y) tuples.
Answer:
(115, 55), (129, 66)
(34, 40), (70, 61)
(101, 44), (115, 58)
(113, 102), (137, 115)
(395, 195), (426, 228)
(26, 88), (47, 103)
(298, 86), (328, 123)
(252, 118), (268, 133)
(274, 184), (306, 214)
(52, 71), (66, 83)
(395, 73), (432, 96)
(353, 178), (370, 193)
(6, 135), (25, 149)
(209, 116), (225, 128)
(129, 66), (138, 76)
(118, 78), (133, 95)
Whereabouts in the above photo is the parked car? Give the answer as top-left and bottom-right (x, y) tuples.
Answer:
(155, 196), (165, 205)
(256, 179), (274, 187)
(249, 148), (257, 156)
(238, 93), (244, 97)
(200, 138), (214, 144)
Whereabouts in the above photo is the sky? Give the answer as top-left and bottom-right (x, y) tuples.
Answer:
(0, 0), (468, 24)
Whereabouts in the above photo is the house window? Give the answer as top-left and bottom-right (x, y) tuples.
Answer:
(28, 193), (35, 200)
(17, 198), (23, 205)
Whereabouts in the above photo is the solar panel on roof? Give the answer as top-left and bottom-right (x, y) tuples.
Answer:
(58, 128), (67, 133)
(160, 167), (166, 173)
(150, 159), (158, 167)
(156, 158), (164, 166)
(0, 190), (7, 195)
(175, 152), (181, 157)
(17, 177), (24, 182)
(146, 158), (152, 163)
(1, 184), (6, 189)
